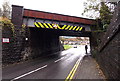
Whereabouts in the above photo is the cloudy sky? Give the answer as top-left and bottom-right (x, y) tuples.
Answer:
(0, 0), (89, 18)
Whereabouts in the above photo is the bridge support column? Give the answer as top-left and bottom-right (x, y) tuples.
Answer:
(29, 28), (62, 58)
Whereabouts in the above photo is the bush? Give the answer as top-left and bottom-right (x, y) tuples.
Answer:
(1, 18), (15, 35)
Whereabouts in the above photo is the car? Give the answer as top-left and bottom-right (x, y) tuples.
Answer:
(74, 46), (77, 48)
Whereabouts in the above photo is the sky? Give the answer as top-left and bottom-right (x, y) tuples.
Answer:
(0, 0), (88, 18)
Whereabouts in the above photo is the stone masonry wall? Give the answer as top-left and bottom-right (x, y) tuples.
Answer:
(95, 2), (120, 80)
(2, 5), (27, 65)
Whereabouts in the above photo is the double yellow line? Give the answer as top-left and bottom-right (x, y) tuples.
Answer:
(65, 58), (81, 81)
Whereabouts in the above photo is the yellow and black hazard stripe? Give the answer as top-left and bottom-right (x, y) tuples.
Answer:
(34, 22), (53, 29)
(34, 22), (62, 29)
(61, 25), (83, 31)
(34, 22), (83, 31)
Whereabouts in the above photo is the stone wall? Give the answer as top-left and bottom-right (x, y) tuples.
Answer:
(95, 2), (120, 80)
(2, 24), (15, 64)
(2, 21), (27, 65)
(0, 21), (2, 80)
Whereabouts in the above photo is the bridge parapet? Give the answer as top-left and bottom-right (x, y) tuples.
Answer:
(23, 9), (96, 25)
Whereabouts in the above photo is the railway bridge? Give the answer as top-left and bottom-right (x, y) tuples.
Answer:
(10, 5), (96, 59)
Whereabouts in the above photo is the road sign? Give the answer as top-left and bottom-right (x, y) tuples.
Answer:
(53, 24), (58, 28)
(2, 38), (10, 43)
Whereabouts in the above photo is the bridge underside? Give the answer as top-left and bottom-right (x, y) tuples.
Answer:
(29, 27), (91, 37)
(29, 27), (91, 58)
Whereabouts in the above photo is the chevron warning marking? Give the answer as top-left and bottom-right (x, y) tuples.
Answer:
(79, 27), (83, 31)
(57, 24), (62, 29)
(72, 26), (77, 30)
(76, 26), (80, 31)
(43, 23), (49, 28)
(65, 25), (71, 30)
(69, 26), (73, 30)
(37, 22), (44, 28)
(34, 22), (40, 28)
(47, 23), (53, 29)
(34, 22), (83, 31)
(61, 25), (67, 29)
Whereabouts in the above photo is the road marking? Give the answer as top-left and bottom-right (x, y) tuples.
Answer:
(10, 65), (47, 81)
(69, 60), (81, 80)
(65, 58), (81, 81)
(54, 57), (64, 63)
(65, 60), (79, 80)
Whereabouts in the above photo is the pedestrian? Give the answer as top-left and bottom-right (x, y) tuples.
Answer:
(85, 45), (88, 54)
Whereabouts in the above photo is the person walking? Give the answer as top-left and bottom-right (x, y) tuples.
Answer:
(85, 45), (88, 54)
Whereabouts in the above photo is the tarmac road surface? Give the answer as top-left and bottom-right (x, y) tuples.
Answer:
(2, 45), (89, 80)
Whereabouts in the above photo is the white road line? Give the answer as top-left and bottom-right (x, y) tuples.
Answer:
(10, 65), (47, 81)
(54, 57), (64, 63)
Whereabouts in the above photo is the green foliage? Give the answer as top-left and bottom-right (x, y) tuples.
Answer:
(82, 0), (117, 31)
(100, 2), (112, 25)
(103, 24), (109, 31)
(21, 24), (26, 32)
(63, 45), (72, 50)
(2, 19), (15, 35)
(20, 24), (27, 38)
(1, 18), (27, 37)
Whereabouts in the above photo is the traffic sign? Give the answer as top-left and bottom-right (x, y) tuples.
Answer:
(2, 38), (10, 43)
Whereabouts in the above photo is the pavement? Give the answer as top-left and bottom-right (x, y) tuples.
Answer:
(74, 55), (106, 80)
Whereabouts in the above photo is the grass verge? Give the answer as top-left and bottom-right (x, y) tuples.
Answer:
(63, 45), (72, 50)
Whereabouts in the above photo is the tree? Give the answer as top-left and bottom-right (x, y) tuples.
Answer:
(82, 0), (117, 30)
(0, 8), (2, 17)
(100, 2), (112, 30)
(1, 1), (11, 19)
(82, 0), (101, 18)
